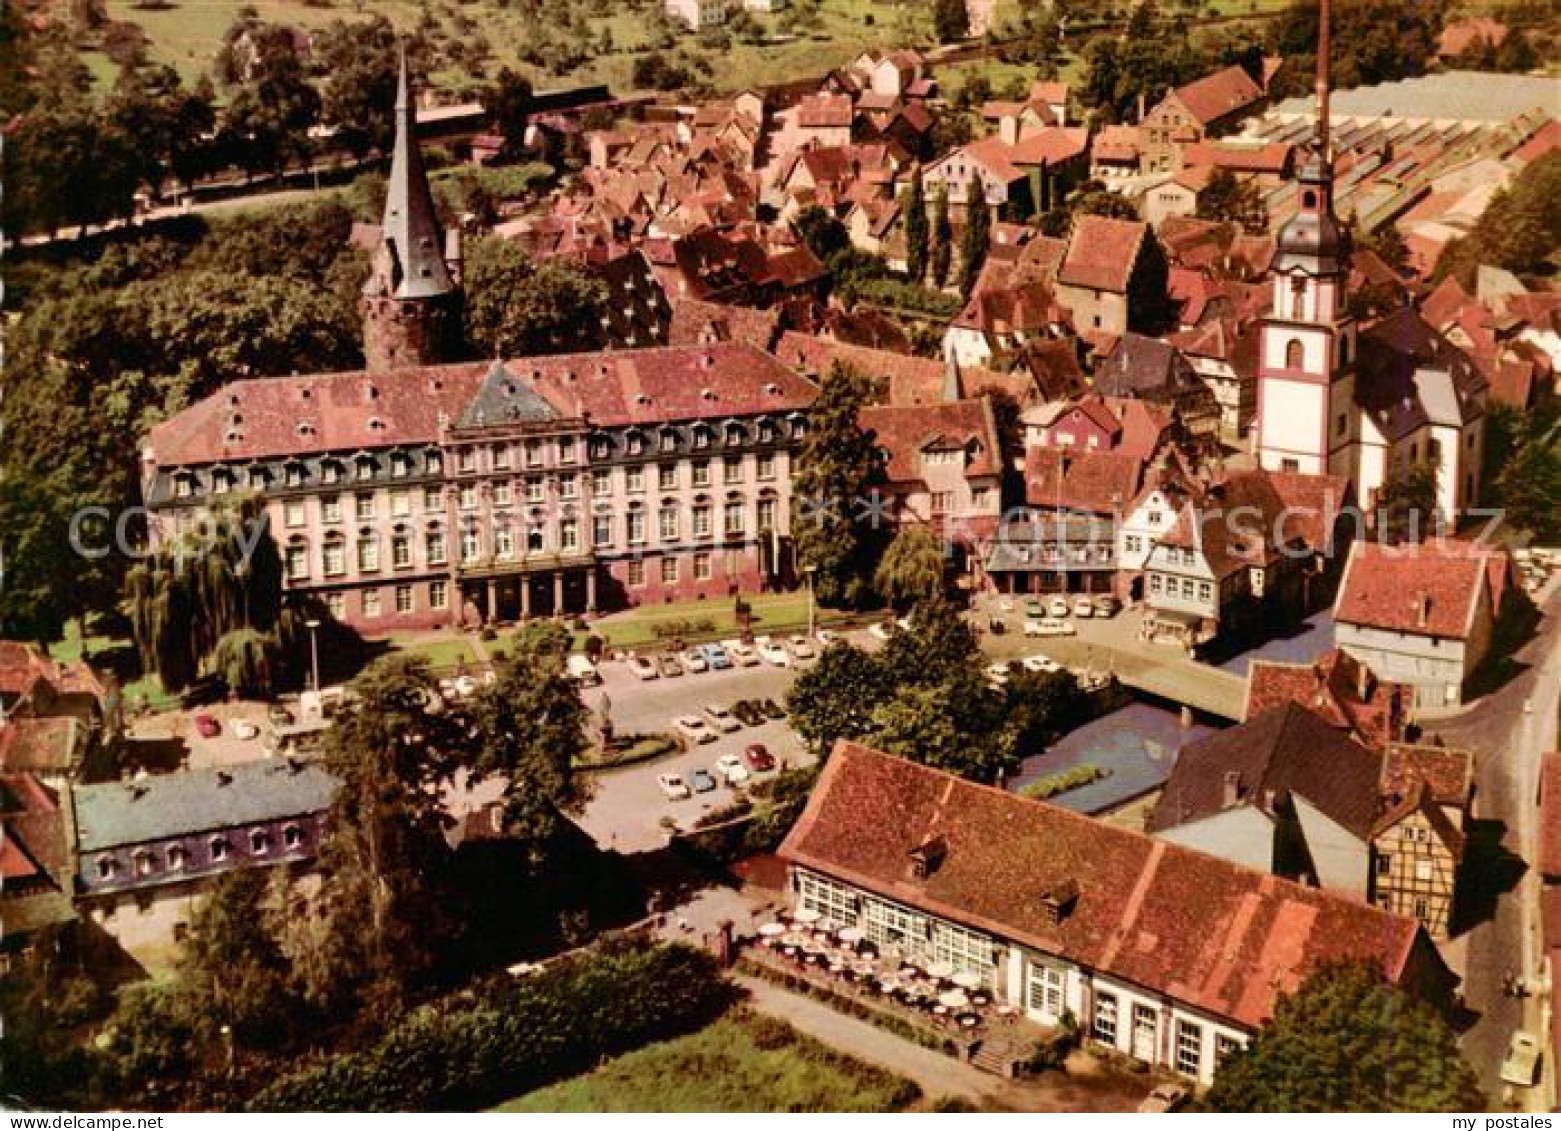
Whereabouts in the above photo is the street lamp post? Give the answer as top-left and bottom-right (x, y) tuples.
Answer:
(805, 565), (818, 640)
(304, 618), (321, 692)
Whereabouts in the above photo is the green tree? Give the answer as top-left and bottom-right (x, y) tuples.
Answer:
(0, 472), (78, 644)
(1196, 169), (1268, 231)
(958, 176), (991, 297)
(786, 643), (895, 757)
(1495, 435), (1561, 542)
(1374, 460), (1441, 544)
(305, 655), (466, 1015)
(313, 15), (401, 160)
(463, 237), (609, 356)
(214, 21), (321, 179)
(793, 204), (852, 264)
(790, 362), (888, 609)
(484, 66), (535, 158)
(874, 525), (946, 608)
(933, 0), (969, 42)
(929, 183), (953, 287)
(124, 496), (286, 694)
(1205, 963), (1483, 1111)
(1435, 152), (1561, 288)
(903, 164), (929, 283)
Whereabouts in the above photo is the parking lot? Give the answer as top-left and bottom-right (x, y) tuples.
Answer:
(574, 648), (815, 852)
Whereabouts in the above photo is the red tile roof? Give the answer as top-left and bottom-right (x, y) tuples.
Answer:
(1025, 447), (1143, 515)
(1513, 117), (1561, 166)
(1380, 742), (1472, 811)
(667, 297), (782, 352)
(1180, 140), (1292, 175)
(781, 741), (1428, 1031)
(1334, 541), (1500, 640)
(776, 332), (1009, 408)
(860, 400), (1001, 483)
(798, 93), (853, 128)
(1058, 216), (1148, 294)
(1168, 64), (1265, 127)
(1091, 124), (1140, 163)
(1246, 649), (1406, 750)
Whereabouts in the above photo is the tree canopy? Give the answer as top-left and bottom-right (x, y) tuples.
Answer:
(463, 236), (609, 357)
(1205, 963), (1483, 1112)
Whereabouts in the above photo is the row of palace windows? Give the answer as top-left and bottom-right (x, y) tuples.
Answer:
(174, 451), (440, 499)
(622, 549), (753, 588)
(319, 581), (450, 622)
(95, 825), (307, 880)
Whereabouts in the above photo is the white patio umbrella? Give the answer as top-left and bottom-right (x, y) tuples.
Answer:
(951, 971), (982, 989)
(837, 926), (866, 943)
(925, 960), (955, 979)
(794, 908), (823, 924)
(938, 989), (970, 1009)
(758, 922), (787, 938)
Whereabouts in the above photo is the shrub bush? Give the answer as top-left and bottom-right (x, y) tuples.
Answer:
(249, 941), (737, 1111)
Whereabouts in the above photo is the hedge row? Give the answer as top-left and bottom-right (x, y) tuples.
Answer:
(248, 941), (737, 1112)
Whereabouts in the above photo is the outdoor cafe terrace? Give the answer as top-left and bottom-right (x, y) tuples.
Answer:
(738, 908), (1051, 1072)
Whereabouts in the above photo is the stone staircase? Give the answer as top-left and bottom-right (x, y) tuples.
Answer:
(971, 1033), (1030, 1078)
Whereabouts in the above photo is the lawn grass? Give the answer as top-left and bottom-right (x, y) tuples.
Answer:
(580, 591), (847, 649)
(493, 1010), (920, 1112)
(385, 633), (477, 671)
(49, 621), (181, 712)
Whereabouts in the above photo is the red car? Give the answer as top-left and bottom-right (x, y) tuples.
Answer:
(744, 743), (775, 772)
(193, 713), (221, 738)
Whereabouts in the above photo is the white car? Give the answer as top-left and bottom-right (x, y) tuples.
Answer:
(657, 772), (691, 800)
(755, 636), (791, 666)
(723, 639), (760, 667)
(627, 654), (659, 680)
(815, 629), (840, 647)
(675, 715), (717, 744)
(1047, 595), (1071, 617)
(1024, 617), (1076, 637)
(231, 720), (260, 740)
(716, 753), (750, 785)
(1021, 654), (1061, 674)
(868, 621), (896, 641)
(703, 704), (741, 733)
(1072, 596), (1095, 618)
(985, 662), (1013, 686)
(1501, 1030), (1542, 1087)
(454, 674), (480, 697)
(788, 635), (815, 660)
(680, 647), (708, 673)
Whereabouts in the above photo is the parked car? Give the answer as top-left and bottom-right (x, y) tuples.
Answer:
(867, 620), (897, 642)
(744, 743), (776, 771)
(716, 753), (750, 785)
(1072, 596), (1095, 618)
(231, 720), (260, 740)
(732, 700), (767, 727)
(704, 704), (741, 733)
(985, 662), (1013, 686)
(1023, 597), (1047, 619)
(1047, 595), (1071, 617)
(986, 617), (1006, 635)
(787, 635), (815, 660)
(453, 674), (479, 697)
(627, 654), (659, 680)
(657, 772), (691, 800)
(1024, 617), (1076, 637)
(815, 629), (840, 647)
(567, 654), (602, 686)
(674, 715), (716, 745)
(701, 642), (732, 670)
(723, 639), (760, 667)
(1501, 1030), (1542, 1087)
(689, 767), (718, 793)
(1022, 654), (1061, 674)
(1137, 1084), (1189, 1113)
(193, 713), (221, 738)
(1092, 594), (1120, 617)
(657, 653), (684, 678)
(267, 704), (295, 728)
(755, 636), (791, 666)
(760, 698), (786, 720)
(681, 647), (709, 673)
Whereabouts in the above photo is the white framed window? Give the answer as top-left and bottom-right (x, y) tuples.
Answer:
(593, 514), (612, 548)
(1027, 963), (1066, 1021)
(362, 589), (381, 617)
(460, 485), (478, 512)
(931, 921), (992, 985)
(322, 497), (342, 524)
(627, 560), (646, 587)
(1215, 1033), (1243, 1067)
(356, 493), (375, 521)
(1176, 1019), (1203, 1077)
(461, 531), (480, 563)
(429, 580), (448, 610)
(592, 469), (612, 496)
(250, 828), (271, 855)
(693, 552), (712, 581)
(493, 444), (511, 471)
(628, 509), (646, 545)
(326, 592), (345, 620)
(626, 466), (645, 493)
(458, 448), (477, 474)
(724, 503), (745, 536)
(424, 485), (443, 511)
(525, 477), (544, 503)
(724, 456), (744, 484)
(796, 871), (857, 928)
(659, 506), (679, 541)
(757, 498), (778, 532)
(492, 481), (512, 507)
(693, 504), (713, 538)
(394, 585), (413, 614)
(561, 519), (580, 553)
(210, 837), (229, 862)
(1094, 992), (1118, 1043)
(285, 501), (305, 528)
(559, 474), (577, 500)
(358, 537), (379, 572)
(661, 556), (679, 584)
(757, 454), (776, 480)
(426, 531), (447, 565)
(392, 534), (411, 568)
(323, 540), (346, 577)
(692, 460), (711, 488)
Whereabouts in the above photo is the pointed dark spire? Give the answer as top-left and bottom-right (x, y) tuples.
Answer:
(1314, 0), (1332, 158)
(376, 43), (452, 300)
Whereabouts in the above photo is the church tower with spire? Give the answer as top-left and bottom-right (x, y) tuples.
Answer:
(361, 49), (462, 373)
(1254, 0), (1357, 480)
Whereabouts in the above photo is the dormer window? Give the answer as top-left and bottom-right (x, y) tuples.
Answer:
(908, 834), (947, 880)
(285, 462), (305, 488)
(458, 448), (477, 474)
(322, 460), (342, 485)
(134, 849), (155, 877)
(250, 829), (271, 855)
(210, 836), (229, 861)
(167, 844), (188, 871)
(426, 452), (443, 475)
(96, 855), (117, 880)
(212, 469), (232, 494)
(174, 474), (194, 499)
(391, 452), (410, 478)
(626, 430), (645, 456)
(283, 824), (304, 850)
(659, 429), (678, 453)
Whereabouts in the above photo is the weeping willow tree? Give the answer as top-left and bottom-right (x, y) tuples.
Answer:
(126, 495), (287, 695)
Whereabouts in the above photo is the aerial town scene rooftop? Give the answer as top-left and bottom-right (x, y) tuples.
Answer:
(1, 0), (1558, 1114)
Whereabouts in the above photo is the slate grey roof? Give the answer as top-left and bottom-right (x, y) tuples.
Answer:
(73, 760), (338, 852)
(1354, 309), (1485, 442)
(1271, 71), (1561, 125)
(455, 361), (565, 430)
(365, 52), (454, 301)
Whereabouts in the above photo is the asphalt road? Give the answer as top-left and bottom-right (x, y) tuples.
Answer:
(573, 649), (814, 852)
(1425, 579), (1561, 1104)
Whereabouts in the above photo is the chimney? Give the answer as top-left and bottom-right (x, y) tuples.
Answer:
(1136, 91), (1147, 123)
(216, 770), (234, 787)
(1222, 770), (1242, 808)
(908, 834), (947, 880)
(1039, 878), (1079, 927)
(1415, 594), (1431, 629)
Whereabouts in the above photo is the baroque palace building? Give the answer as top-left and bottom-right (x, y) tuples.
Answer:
(141, 60), (817, 630)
